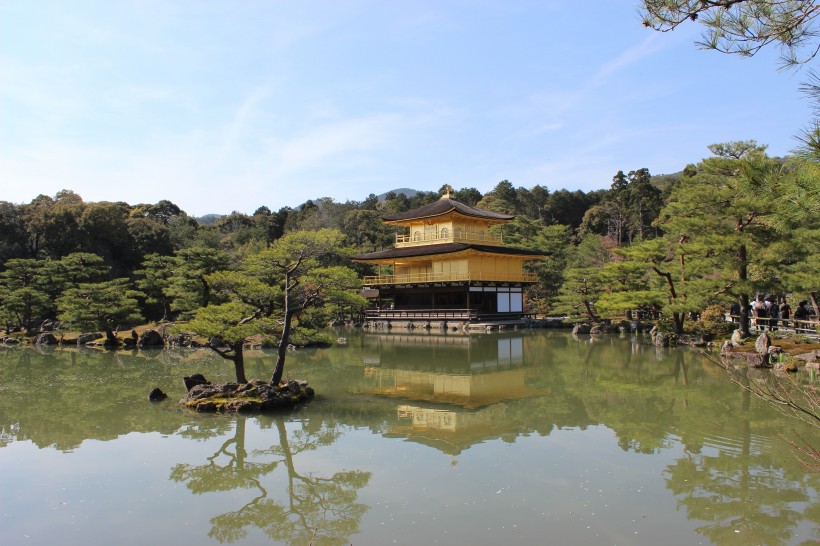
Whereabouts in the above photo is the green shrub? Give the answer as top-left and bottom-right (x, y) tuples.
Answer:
(686, 305), (733, 337)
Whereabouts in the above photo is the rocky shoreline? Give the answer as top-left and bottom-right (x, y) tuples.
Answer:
(570, 321), (820, 372)
(152, 373), (316, 413)
(1, 325), (294, 352)
(717, 330), (820, 371)
(2, 327), (175, 349)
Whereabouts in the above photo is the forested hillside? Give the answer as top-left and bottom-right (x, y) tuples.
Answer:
(1, 141), (818, 338)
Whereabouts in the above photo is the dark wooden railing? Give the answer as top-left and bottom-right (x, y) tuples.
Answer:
(365, 308), (478, 320)
(364, 309), (535, 321)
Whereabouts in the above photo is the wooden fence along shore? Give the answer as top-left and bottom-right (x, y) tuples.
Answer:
(724, 314), (820, 336)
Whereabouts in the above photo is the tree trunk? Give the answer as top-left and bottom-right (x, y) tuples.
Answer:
(737, 243), (751, 337)
(271, 308), (293, 386)
(810, 292), (820, 326)
(583, 299), (599, 322)
(739, 293), (751, 337)
(234, 417), (247, 466)
(200, 276), (210, 308)
(673, 312), (685, 335)
(271, 271), (295, 386)
(232, 342), (247, 384)
(206, 340), (247, 383)
(275, 417), (298, 506)
(104, 328), (119, 347)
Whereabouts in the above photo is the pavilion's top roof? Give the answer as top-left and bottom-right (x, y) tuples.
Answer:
(382, 198), (514, 223)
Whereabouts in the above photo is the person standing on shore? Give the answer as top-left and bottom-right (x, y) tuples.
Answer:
(753, 296), (768, 332)
(768, 298), (780, 331)
(794, 301), (810, 331)
(779, 299), (792, 329)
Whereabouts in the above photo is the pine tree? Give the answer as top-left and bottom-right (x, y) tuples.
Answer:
(57, 279), (143, 345)
(657, 142), (779, 336)
(184, 229), (365, 384)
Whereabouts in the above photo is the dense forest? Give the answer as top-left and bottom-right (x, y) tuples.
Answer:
(0, 140), (818, 343)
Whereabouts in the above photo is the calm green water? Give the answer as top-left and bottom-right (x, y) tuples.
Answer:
(0, 330), (817, 545)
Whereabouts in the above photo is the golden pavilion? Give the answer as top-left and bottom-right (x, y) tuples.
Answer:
(352, 189), (546, 326)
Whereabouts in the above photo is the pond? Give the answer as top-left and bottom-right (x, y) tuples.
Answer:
(0, 330), (817, 545)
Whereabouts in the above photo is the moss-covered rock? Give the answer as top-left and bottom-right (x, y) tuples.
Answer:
(179, 375), (315, 413)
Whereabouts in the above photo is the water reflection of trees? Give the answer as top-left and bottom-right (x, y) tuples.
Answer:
(663, 385), (820, 545)
(3, 333), (819, 545)
(554, 336), (820, 543)
(0, 347), (232, 449)
(512, 334), (710, 454)
(356, 331), (820, 544)
(666, 445), (810, 544)
(170, 416), (371, 545)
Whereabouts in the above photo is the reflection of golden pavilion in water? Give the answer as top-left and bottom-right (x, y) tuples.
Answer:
(362, 332), (546, 454)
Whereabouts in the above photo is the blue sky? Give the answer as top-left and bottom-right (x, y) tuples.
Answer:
(0, 1), (809, 216)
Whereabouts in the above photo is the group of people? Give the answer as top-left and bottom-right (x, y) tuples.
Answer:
(747, 296), (812, 332)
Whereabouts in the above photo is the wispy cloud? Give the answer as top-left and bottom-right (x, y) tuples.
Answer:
(589, 34), (663, 88)
(273, 114), (403, 173)
(218, 83), (277, 159)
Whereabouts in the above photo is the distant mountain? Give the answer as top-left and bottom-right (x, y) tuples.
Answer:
(377, 188), (420, 200)
(196, 213), (222, 225)
(196, 189), (426, 219)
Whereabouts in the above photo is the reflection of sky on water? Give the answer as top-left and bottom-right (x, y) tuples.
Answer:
(1, 431), (226, 544)
(1, 419), (683, 545)
(349, 424), (687, 545)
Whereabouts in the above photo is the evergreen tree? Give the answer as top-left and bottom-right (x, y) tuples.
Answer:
(166, 247), (231, 318)
(555, 234), (613, 322)
(596, 242), (666, 322)
(126, 216), (173, 261)
(0, 202), (29, 267)
(581, 169), (662, 245)
(0, 258), (52, 330)
(641, 0), (820, 67)
(501, 218), (572, 314)
(452, 187), (483, 207)
(185, 229), (364, 384)
(478, 180), (518, 214)
(252, 206), (287, 246)
(57, 278), (143, 345)
(343, 209), (394, 251)
(545, 189), (599, 228)
(134, 253), (177, 321)
(625, 168), (663, 241)
(657, 141), (779, 336)
(596, 238), (714, 333)
(78, 202), (132, 263)
(54, 252), (109, 289)
(756, 158), (820, 317)
(20, 191), (84, 259)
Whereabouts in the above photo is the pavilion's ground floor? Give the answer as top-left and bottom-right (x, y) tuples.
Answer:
(360, 281), (534, 330)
